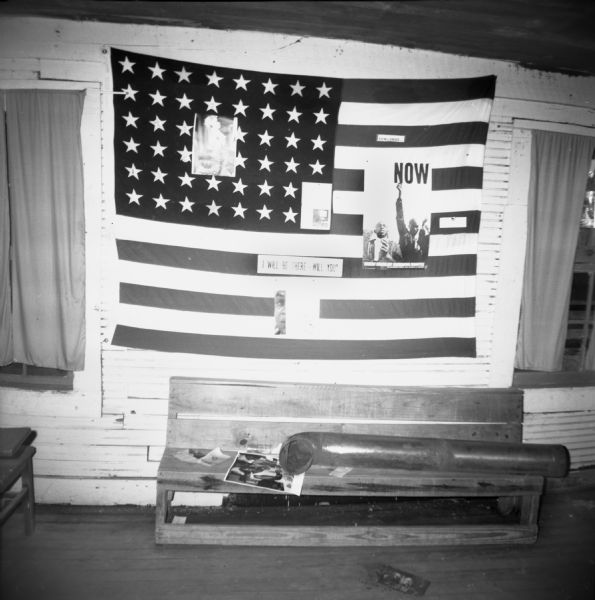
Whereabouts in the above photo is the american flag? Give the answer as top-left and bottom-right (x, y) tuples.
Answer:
(110, 47), (495, 361)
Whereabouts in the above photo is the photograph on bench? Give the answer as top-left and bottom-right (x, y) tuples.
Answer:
(224, 450), (304, 495)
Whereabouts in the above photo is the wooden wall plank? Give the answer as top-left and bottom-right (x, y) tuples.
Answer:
(33, 476), (157, 505)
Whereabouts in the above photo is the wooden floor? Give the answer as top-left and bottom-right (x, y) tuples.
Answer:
(1, 481), (595, 600)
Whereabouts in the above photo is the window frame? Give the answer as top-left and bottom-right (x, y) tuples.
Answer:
(510, 119), (595, 383)
(0, 362), (74, 391)
(0, 87), (84, 390)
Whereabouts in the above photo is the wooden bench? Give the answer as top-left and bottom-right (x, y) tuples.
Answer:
(156, 378), (545, 546)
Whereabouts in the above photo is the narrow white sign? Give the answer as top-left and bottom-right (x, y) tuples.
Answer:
(257, 255), (343, 277)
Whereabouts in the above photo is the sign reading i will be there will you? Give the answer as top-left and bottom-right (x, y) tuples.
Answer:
(257, 255), (344, 277)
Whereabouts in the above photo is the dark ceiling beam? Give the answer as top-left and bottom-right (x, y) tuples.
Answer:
(1, 1), (594, 76)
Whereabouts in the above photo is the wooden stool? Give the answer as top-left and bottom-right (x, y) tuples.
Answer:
(0, 427), (36, 535)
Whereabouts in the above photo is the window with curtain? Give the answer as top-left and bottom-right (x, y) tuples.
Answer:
(0, 90), (86, 390)
(515, 129), (595, 374)
(565, 153), (595, 371)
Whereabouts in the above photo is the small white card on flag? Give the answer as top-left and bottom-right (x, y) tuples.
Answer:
(300, 182), (332, 230)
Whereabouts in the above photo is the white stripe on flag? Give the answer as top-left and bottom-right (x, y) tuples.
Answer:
(338, 98), (493, 126)
(115, 215), (361, 257)
(116, 304), (476, 340)
(333, 188), (483, 215)
(117, 260), (478, 300)
(334, 144), (488, 170)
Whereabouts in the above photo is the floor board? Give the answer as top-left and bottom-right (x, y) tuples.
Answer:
(1, 485), (594, 600)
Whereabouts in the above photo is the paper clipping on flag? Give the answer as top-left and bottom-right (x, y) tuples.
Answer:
(363, 177), (431, 270)
(257, 255), (343, 277)
(224, 450), (304, 496)
(440, 216), (468, 229)
(274, 290), (286, 335)
(300, 182), (333, 230)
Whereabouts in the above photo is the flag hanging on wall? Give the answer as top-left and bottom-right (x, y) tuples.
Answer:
(109, 47), (496, 361)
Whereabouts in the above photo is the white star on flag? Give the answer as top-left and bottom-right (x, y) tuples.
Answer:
(258, 130), (273, 146)
(207, 71), (223, 86)
(262, 78), (278, 94)
(260, 104), (276, 120)
(311, 135), (326, 150)
(309, 160), (325, 175)
(150, 141), (167, 156)
(149, 62), (165, 79)
(176, 94), (193, 109)
(175, 66), (192, 82)
(232, 203), (247, 218)
(153, 193), (169, 208)
(119, 56), (134, 73)
(121, 85), (137, 100)
(126, 189), (142, 205)
(122, 112), (138, 127)
(125, 164), (142, 178)
(233, 74), (250, 90)
(179, 197), (194, 212)
(316, 82), (332, 97)
(176, 121), (193, 136)
(233, 99), (248, 116)
(177, 146), (192, 162)
(206, 200), (221, 215)
(287, 107), (302, 123)
(285, 132), (300, 148)
(206, 175), (221, 190)
(233, 179), (247, 194)
(149, 90), (166, 106)
(257, 204), (272, 219)
(235, 126), (247, 143)
(313, 108), (329, 123)
(258, 156), (274, 171)
(283, 182), (298, 197)
(290, 80), (305, 96)
(284, 157), (299, 173)
(283, 207), (298, 222)
(178, 172), (195, 187)
(258, 180), (273, 196)
(204, 97), (221, 112)
(123, 138), (139, 153)
(151, 167), (167, 183)
(149, 116), (166, 131)
(234, 152), (247, 168)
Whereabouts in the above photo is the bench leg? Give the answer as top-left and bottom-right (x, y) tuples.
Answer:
(519, 494), (540, 526)
(21, 454), (35, 535)
(155, 484), (172, 526)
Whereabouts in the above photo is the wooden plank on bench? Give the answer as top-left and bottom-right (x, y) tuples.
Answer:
(156, 522), (539, 546)
(158, 447), (543, 497)
(166, 378), (523, 451)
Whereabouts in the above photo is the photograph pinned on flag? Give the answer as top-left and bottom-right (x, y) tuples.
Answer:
(363, 163), (432, 270)
(274, 290), (286, 335)
(191, 113), (237, 177)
